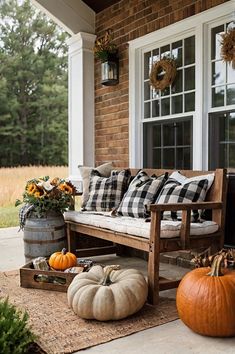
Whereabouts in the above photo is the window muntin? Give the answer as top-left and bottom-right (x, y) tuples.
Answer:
(143, 35), (196, 119)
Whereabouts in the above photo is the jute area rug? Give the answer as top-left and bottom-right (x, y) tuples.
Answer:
(0, 271), (178, 354)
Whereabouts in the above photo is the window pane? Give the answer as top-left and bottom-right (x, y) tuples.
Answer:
(227, 84), (235, 106)
(184, 36), (195, 65)
(229, 112), (235, 141)
(152, 100), (160, 117)
(185, 92), (195, 112)
(211, 25), (224, 60)
(177, 120), (191, 145)
(163, 148), (175, 168)
(153, 148), (161, 168)
(184, 66), (195, 91)
(176, 147), (191, 169)
(144, 102), (150, 118)
(212, 86), (225, 107)
(229, 144), (235, 167)
(144, 52), (151, 80)
(163, 123), (174, 146)
(172, 40), (182, 67)
(153, 125), (161, 146)
(152, 87), (160, 99)
(152, 48), (160, 63)
(172, 69), (182, 93)
(209, 111), (235, 169)
(227, 63), (235, 84)
(161, 98), (170, 116)
(172, 95), (183, 114)
(161, 85), (170, 97)
(144, 81), (150, 100)
(212, 61), (225, 85)
(160, 44), (170, 59)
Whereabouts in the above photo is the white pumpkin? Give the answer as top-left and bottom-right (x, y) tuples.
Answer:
(67, 265), (148, 321)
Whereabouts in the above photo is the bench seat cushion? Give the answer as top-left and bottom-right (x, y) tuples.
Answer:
(64, 211), (219, 239)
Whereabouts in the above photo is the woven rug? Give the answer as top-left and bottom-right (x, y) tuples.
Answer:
(0, 271), (178, 354)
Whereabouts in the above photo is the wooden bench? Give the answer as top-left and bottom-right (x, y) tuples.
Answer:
(65, 168), (227, 305)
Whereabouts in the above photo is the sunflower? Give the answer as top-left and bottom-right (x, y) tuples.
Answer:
(26, 183), (38, 195)
(58, 182), (74, 194)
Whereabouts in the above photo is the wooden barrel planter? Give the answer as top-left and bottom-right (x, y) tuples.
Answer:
(23, 211), (66, 262)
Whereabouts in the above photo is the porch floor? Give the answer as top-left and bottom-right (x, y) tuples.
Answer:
(0, 227), (235, 354)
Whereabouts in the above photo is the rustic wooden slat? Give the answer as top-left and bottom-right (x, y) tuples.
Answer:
(180, 210), (191, 249)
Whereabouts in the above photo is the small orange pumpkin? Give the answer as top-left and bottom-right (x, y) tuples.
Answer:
(176, 254), (235, 337)
(49, 248), (77, 271)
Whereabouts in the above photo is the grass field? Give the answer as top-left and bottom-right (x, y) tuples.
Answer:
(0, 166), (69, 228)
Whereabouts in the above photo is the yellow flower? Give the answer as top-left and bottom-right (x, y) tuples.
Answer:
(26, 183), (37, 195)
(58, 182), (73, 194)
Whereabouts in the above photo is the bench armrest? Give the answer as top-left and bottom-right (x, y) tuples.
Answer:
(149, 201), (223, 212)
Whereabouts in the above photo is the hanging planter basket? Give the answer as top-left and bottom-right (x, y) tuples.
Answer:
(149, 58), (177, 91)
(220, 28), (235, 69)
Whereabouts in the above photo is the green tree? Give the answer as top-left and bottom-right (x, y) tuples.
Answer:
(0, 0), (69, 166)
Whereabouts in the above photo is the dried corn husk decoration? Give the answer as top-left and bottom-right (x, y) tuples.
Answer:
(191, 248), (235, 268)
(33, 257), (49, 271)
(220, 28), (235, 69)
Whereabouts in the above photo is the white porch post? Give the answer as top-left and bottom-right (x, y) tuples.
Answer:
(67, 32), (96, 191)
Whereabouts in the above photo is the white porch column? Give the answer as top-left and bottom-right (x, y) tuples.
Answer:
(67, 32), (96, 191)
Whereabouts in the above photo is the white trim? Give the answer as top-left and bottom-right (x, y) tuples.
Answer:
(129, 1), (235, 169)
(67, 32), (96, 191)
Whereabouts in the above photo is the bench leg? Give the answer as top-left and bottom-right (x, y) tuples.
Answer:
(66, 224), (77, 253)
(147, 210), (161, 305)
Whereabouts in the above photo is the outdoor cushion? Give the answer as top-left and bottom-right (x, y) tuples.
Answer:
(117, 170), (167, 218)
(78, 162), (113, 208)
(82, 169), (131, 212)
(64, 211), (219, 239)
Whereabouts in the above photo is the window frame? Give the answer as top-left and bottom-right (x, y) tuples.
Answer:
(128, 2), (235, 170)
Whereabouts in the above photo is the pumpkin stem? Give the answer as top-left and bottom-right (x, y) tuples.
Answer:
(61, 248), (67, 255)
(207, 254), (224, 277)
(100, 265), (120, 286)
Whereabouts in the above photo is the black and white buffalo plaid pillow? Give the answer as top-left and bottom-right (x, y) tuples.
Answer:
(117, 170), (168, 218)
(83, 169), (131, 212)
(156, 178), (209, 205)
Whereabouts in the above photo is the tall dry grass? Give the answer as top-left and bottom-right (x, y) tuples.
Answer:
(0, 166), (69, 207)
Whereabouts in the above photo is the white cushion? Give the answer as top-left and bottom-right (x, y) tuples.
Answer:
(64, 211), (219, 239)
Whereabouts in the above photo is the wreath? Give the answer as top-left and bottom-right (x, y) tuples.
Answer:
(149, 58), (177, 91)
(220, 28), (235, 69)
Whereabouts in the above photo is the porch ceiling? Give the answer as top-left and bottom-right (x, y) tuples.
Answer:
(32, 0), (121, 34)
(82, 0), (120, 13)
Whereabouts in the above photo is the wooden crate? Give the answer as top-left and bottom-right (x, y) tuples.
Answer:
(20, 262), (79, 292)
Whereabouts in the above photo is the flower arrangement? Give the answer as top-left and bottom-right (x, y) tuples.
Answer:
(94, 29), (117, 62)
(16, 176), (76, 218)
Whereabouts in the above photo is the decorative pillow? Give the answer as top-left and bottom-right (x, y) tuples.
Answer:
(156, 178), (209, 205)
(78, 162), (113, 208)
(168, 171), (215, 221)
(117, 170), (168, 218)
(82, 169), (131, 212)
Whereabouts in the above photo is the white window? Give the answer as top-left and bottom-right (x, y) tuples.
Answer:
(129, 2), (235, 170)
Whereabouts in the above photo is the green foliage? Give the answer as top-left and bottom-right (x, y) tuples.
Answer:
(0, 297), (36, 354)
(0, 0), (69, 167)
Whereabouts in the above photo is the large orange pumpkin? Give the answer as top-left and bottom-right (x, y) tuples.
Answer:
(49, 248), (77, 271)
(176, 254), (235, 337)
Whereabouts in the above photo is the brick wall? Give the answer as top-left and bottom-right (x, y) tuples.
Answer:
(95, 0), (230, 167)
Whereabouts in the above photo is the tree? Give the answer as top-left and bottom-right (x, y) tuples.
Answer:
(0, 0), (69, 166)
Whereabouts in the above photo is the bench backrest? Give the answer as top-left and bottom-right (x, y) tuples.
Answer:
(129, 168), (227, 203)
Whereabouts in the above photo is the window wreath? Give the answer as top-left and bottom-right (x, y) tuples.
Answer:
(149, 58), (177, 91)
(220, 28), (235, 69)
